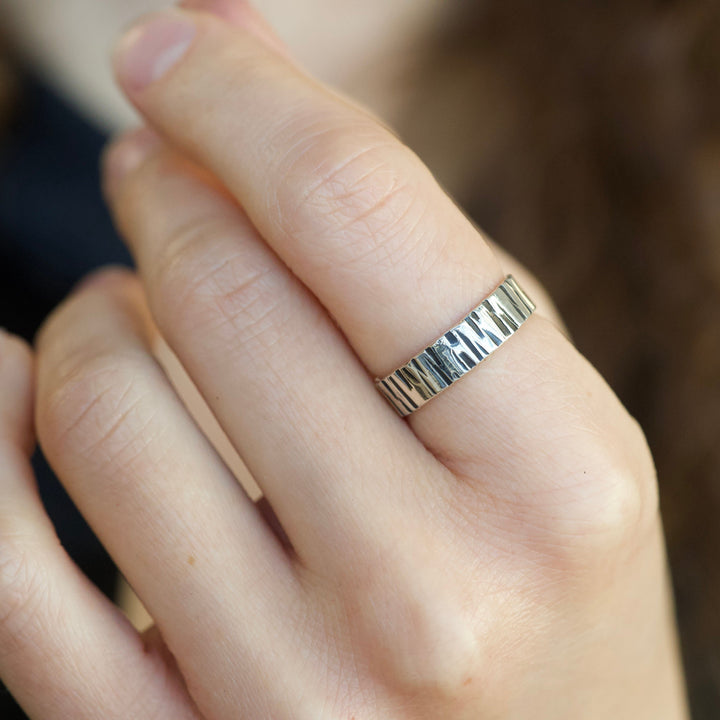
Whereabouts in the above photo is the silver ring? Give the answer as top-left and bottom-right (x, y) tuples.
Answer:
(374, 275), (536, 416)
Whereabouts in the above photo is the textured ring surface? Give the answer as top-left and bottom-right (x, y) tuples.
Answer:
(374, 275), (536, 416)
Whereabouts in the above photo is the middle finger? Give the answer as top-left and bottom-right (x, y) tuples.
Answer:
(104, 138), (449, 575)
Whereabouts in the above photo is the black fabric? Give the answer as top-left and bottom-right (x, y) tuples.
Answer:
(0, 73), (132, 718)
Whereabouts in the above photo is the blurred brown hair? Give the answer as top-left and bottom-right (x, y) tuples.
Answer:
(400, 0), (720, 716)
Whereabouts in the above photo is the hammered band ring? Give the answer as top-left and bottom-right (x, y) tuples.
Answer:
(375, 275), (536, 416)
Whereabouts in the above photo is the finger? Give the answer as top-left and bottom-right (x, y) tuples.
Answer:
(179, 0), (569, 339)
(111, 8), (508, 396)
(103, 134), (448, 577)
(35, 270), (310, 719)
(178, 0), (290, 57)
(0, 330), (199, 720)
(181, 0), (570, 346)
(109, 8), (644, 512)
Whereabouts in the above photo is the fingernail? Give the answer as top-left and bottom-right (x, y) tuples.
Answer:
(102, 127), (161, 195)
(114, 12), (196, 92)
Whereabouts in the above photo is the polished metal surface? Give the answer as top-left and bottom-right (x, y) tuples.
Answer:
(375, 275), (536, 416)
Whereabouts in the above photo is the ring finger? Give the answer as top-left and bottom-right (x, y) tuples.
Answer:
(104, 138), (450, 583)
(110, 6), (643, 503)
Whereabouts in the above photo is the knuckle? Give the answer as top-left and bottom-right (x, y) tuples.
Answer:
(272, 122), (433, 274)
(591, 424), (658, 545)
(539, 429), (659, 566)
(151, 220), (288, 353)
(579, 459), (649, 548)
(337, 561), (482, 705)
(389, 616), (479, 703)
(38, 349), (152, 474)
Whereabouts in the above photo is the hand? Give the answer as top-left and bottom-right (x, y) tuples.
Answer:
(0, 2), (688, 718)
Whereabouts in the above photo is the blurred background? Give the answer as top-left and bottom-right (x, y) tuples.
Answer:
(1, 0), (719, 717)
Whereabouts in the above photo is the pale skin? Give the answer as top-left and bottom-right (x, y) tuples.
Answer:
(0, 1), (690, 718)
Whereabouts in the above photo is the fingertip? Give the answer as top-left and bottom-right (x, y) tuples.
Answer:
(179, 0), (251, 23)
(178, 0), (289, 57)
(71, 265), (139, 296)
(36, 266), (145, 357)
(41, 267), (158, 374)
(102, 126), (162, 198)
(0, 328), (34, 379)
(70, 267), (152, 338)
(111, 3), (289, 106)
(80, 268), (154, 334)
(113, 9), (198, 95)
